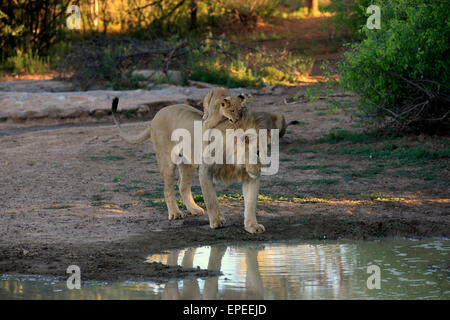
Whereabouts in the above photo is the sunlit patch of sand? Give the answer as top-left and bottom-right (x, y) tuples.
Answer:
(0, 72), (61, 81)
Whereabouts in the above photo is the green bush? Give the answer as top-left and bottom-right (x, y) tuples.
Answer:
(186, 41), (263, 88)
(339, 0), (450, 130)
(1, 50), (51, 74)
(0, 1), (69, 59)
(325, 0), (373, 38)
(185, 38), (314, 88)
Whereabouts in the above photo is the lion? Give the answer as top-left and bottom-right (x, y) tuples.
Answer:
(111, 95), (284, 233)
(253, 111), (287, 138)
(202, 87), (286, 137)
(203, 95), (247, 129)
(202, 87), (249, 130)
(202, 87), (229, 121)
(199, 108), (278, 233)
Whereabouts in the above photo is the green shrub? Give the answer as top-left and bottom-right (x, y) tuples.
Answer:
(187, 45), (263, 88)
(339, 0), (450, 130)
(1, 50), (51, 74)
(0, 2), (68, 60)
(185, 38), (313, 87)
(325, 0), (372, 38)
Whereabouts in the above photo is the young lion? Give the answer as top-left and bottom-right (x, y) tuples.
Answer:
(202, 87), (229, 121)
(204, 95), (251, 130)
(202, 87), (251, 130)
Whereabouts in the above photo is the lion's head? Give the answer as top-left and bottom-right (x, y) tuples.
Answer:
(210, 109), (276, 184)
(214, 94), (249, 124)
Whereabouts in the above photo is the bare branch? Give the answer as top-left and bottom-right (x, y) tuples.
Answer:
(385, 70), (435, 99)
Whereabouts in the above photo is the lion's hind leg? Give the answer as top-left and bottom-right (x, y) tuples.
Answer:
(178, 164), (205, 216)
(159, 161), (185, 220)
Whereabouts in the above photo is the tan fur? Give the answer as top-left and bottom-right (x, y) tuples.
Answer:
(206, 96), (244, 127)
(202, 87), (286, 137)
(202, 87), (230, 121)
(253, 111), (287, 138)
(111, 109), (152, 144)
(206, 109), (274, 185)
(202, 88), (249, 130)
(111, 96), (285, 234)
(112, 103), (205, 221)
(199, 106), (274, 233)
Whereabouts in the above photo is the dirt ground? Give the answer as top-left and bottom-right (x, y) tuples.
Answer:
(0, 84), (449, 282)
(0, 16), (448, 282)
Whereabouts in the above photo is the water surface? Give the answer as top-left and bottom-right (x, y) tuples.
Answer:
(1, 239), (449, 299)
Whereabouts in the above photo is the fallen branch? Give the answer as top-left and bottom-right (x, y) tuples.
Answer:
(163, 40), (189, 74)
(118, 41), (187, 62)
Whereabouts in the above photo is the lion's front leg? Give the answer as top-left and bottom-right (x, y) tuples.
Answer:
(242, 178), (265, 234)
(199, 165), (226, 229)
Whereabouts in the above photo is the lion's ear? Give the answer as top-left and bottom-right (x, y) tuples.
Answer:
(203, 90), (213, 109)
(240, 94), (253, 106)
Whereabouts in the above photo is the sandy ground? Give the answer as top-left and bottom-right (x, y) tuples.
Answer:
(0, 85), (449, 282)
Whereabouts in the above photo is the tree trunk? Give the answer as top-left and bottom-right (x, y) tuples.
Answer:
(91, 0), (98, 29)
(102, 0), (107, 34)
(307, 0), (319, 15)
(189, 0), (198, 30)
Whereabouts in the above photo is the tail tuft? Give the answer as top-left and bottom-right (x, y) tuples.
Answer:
(111, 95), (152, 144)
(112, 97), (119, 113)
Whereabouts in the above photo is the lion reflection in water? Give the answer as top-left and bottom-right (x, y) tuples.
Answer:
(159, 246), (264, 300)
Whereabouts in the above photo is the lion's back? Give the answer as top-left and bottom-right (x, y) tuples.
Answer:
(152, 104), (203, 133)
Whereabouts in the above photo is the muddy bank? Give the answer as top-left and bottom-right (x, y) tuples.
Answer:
(0, 212), (448, 282)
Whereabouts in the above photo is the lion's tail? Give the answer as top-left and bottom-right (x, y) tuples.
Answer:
(111, 97), (152, 144)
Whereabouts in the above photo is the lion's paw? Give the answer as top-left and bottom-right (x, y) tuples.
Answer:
(210, 216), (226, 229)
(189, 206), (205, 216)
(169, 210), (186, 220)
(245, 223), (265, 234)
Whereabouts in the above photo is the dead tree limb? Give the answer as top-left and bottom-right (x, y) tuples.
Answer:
(163, 40), (189, 74)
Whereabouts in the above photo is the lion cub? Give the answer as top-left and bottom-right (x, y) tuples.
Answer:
(203, 87), (251, 130)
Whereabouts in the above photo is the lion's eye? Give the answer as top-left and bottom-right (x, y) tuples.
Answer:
(231, 110), (235, 113)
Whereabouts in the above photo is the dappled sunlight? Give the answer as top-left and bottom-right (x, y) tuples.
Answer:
(99, 204), (126, 214)
(0, 72), (59, 81)
(3, 202), (139, 219)
(256, 193), (450, 207)
(146, 254), (169, 266)
(37, 202), (130, 217)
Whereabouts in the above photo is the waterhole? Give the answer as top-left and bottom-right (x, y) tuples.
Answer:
(1, 239), (449, 299)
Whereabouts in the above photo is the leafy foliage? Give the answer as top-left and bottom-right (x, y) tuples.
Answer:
(1, 49), (51, 74)
(0, 1), (70, 59)
(324, 0), (373, 39)
(339, 0), (450, 130)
